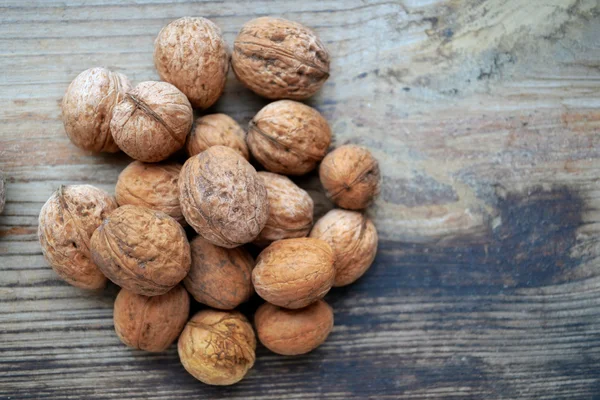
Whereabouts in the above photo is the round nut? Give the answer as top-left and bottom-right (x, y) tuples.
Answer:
(38, 185), (117, 289)
(255, 300), (334, 355)
(178, 310), (256, 385)
(252, 237), (335, 309)
(179, 145), (269, 248)
(113, 285), (189, 352)
(154, 17), (229, 109)
(61, 67), (131, 153)
(232, 17), (330, 100)
(90, 205), (191, 296)
(310, 209), (378, 286)
(110, 81), (193, 162)
(248, 100), (331, 175)
(186, 114), (248, 160)
(319, 145), (381, 210)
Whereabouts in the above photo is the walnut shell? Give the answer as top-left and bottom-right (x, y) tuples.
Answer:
(115, 161), (184, 225)
(179, 145), (269, 248)
(178, 310), (256, 385)
(186, 114), (248, 159)
(0, 171), (5, 214)
(248, 100), (331, 175)
(110, 81), (193, 162)
(319, 145), (381, 210)
(232, 17), (330, 100)
(61, 67), (131, 153)
(113, 285), (189, 352)
(90, 205), (191, 296)
(310, 209), (378, 286)
(252, 237), (335, 309)
(254, 172), (313, 246)
(255, 300), (333, 355)
(38, 185), (117, 289)
(154, 17), (229, 109)
(184, 236), (254, 310)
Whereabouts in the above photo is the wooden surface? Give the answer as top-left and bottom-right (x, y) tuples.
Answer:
(2, 0), (600, 398)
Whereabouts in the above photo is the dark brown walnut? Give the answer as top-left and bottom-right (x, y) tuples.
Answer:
(178, 310), (256, 385)
(90, 205), (190, 296)
(254, 172), (314, 246)
(184, 236), (254, 310)
(154, 17), (229, 109)
(179, 145), (269, 248)
(255, 300), (334, 355)
(38, 185), (117, 289)
(113, 285), (189, 352)
(186, 114), (249, 160)
(110, 81), (193, 162)
(232, 17), (330, 100)
(248, 100), (331, 175)
(310, 209), (378, 287)
(252, 237), (335, 309)
(319, 145), (381, 210)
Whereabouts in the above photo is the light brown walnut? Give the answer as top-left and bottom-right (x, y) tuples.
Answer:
(186, 114), (248, 159)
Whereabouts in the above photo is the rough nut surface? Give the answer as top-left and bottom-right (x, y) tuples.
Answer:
(0, 171), (5, 214)
(184, 236), (254, 310)
(179, 145), (269, 248)
(115, 161), (184, 225)
(113, 285), (189, 352)
(186, 114), (248, 160)
(90, 205), (191, 296)
(178, 310), (256, 385)
(255, 300), (334, 355)
(319, 145), (381, 210)
(110, 81), (193, 162)
(38, 185), (117, 289)
(310, 209), (378, 286)
(232, 17), (330, 100)
(254, 172), (314, 246)
(248, 100), (331, 175)
(154, 17), (229, 109)
(61, 67), (131, 153)
(252, 237), (335, 309)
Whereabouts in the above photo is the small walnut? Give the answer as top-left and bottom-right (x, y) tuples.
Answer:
(310, 209), (378, 286)
(319, 145), (381, 210)
(186, 114), (248, 160)
(38, 185), (117, 289)
(113, 285), (189, 352)
(179, 146), (269, 248)
(252, 237), (335, 309)
(90, 205), (190, 296)
(178, 310), (256, 385)
(61, 67), (131, 153)
(232, 17), (330, 100)
(254, 172), (313, 246)
(154, 17), (229, 109)
(255, 300), (334, 355)
(248, 100), (331, 175)
(184, 236), (254, 310)
(110, 81), (193, 162)
(0, 171), (5, 214)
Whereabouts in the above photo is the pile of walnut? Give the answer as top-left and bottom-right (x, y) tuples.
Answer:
(39, 16), (381, 386)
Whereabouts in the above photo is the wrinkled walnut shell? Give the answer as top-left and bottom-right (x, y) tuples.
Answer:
(186, 114), (248, 159)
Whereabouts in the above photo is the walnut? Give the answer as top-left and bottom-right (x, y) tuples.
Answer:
(154, 17), (229, 109)
(252, 237), (334, 309)
(184, 236), (254, 310)
(61, 67), (131, 153)
(179, 146), (269, 248)
(248, 100), (331, 175)
(0, 171), (5, 214)
(110, 81), (193, 162)
(255, 300), (333, 355)
(113, 285), (189, 352)
(319, 145), (381, 210)
(178, 310), (256, 385)
(310, 209), (378, 286)
(186, 114), (248, 160)
(90, 205), (190, 296)
(232, 17), (330, 100)
(38, 185), (117, 289)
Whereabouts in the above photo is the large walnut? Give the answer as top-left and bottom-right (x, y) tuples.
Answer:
(186, 114), (249, 160)
(38, 185), (117, 289)
(90, 205), (190, 296)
